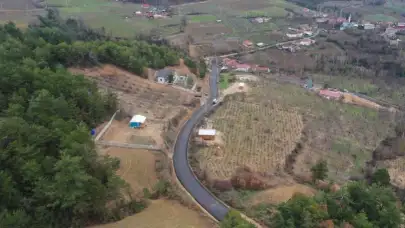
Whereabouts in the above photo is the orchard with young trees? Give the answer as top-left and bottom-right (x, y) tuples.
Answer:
(0, 8), (190, 228)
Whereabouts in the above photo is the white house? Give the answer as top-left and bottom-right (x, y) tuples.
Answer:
(256, 42), (265, 47)
(286, 33), (303, 38)
(299, 38), (315, 46)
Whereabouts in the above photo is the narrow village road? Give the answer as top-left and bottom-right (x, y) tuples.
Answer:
(172, 57), (229, 221)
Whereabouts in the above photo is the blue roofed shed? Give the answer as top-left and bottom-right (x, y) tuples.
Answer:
(129, 115), (146, 128)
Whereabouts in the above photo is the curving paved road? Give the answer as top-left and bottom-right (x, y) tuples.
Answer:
(172, 32), (321, 221)
(173, 57), (229, 221)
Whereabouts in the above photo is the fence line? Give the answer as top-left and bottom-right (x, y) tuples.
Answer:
(96, 140), (162, 150)
(95, 110), (120, 142)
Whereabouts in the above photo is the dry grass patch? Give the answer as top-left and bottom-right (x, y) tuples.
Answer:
(70, 64), (196, 121)
(90, 199), (215, 228)
(196, 94), (304, 180)
(98, 147), (159, 196)
(71, 64), (199, 146)
(383, 157), (405, 189)
(249, 184), (316, 205)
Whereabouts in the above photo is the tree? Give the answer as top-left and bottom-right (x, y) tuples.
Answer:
(180, 16), (187, 32)
(371, 168), (390, 187)
(311, 160), (328, 181)
(220, 210), (255, 228)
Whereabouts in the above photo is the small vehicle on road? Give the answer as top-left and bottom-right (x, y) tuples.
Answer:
(213, 98), (218, 104)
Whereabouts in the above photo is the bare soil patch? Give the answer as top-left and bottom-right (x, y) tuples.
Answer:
(98, 147), (159, 196)
(90, 199), (215, 228)
(249, 184), (316, 205)
(101, 120), (161, 145)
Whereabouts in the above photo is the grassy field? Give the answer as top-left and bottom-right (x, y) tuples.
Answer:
(188, 14), (217, 23)
(197, 79), (394, 183)
(178, 0), (300, 42)
(219, 73), (230, 89)
(364, 13), (398, 22)
(37, 0), (183, 37)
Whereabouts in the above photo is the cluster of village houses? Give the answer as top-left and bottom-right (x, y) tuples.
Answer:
(133, 4), (171, 19)
(306, 7), (405, 45)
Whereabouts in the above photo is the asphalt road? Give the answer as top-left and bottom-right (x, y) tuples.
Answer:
(173, 57), (229, 221)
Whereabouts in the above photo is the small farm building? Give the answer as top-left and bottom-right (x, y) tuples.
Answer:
(198, 129), (216, 140)
(156, 68), (174, 84)
(243, 40), (253, 48)
(129, 115), (146, 128)
(234, 64), (251, 72)
(299, 38), (315, 46)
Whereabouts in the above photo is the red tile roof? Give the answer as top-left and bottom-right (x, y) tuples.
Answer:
(235, 63), (251, 69)
(243, 40), (253, 46)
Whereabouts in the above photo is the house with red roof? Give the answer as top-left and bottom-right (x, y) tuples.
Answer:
(234, 63), (251, 72)
(243, 40), (253, 48)
(252, 65), (270, 73)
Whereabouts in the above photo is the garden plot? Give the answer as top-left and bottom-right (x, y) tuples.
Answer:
(196, 96), (304, 180)
(248, 80), (393, 183)
(195, 79), (394, 184)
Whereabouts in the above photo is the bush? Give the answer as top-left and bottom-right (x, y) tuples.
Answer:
(220, 210), (255, 228)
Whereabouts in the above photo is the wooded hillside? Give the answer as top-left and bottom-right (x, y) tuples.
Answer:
(0, 9), (187, 228)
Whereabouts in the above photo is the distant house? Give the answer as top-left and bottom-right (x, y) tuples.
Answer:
(234, 64), (251, 72)
(299, 38), (315, 46)
(223, 58), (238, 68)
(363, 23), (375, 30)
(129, 115), (146, 128)
(198, 129), (216, 140)
(256, 42), (265, 47)
(156, 69), (174, 84)
(319, 89), (342, 100)
(243, 40), (253, 48)
(286, 33), (303, 38)
(142, 3), (150, 8)
(252, 65), (270, 73)
(397, 22), (405, 28)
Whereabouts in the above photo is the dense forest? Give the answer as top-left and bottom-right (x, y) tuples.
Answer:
(0, 9), (189, 228)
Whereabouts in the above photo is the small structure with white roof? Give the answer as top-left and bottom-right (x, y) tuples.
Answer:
(129, 115), (146, 128)
(198, 129), (216, 140)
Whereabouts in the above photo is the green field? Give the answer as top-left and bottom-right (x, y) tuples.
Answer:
(364, 13), (398, 22)
(178, 0), (299, 42)
(5, 0), (301, 40)
(220, 73), (230, 89)
(40, 0), (182, 37)
(188, 14), (217, 23)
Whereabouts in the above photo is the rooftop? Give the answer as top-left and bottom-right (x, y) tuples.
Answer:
(130, 115), (146, 123)
(198, 129), (216, 136)
(156, 68), (173, 79)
